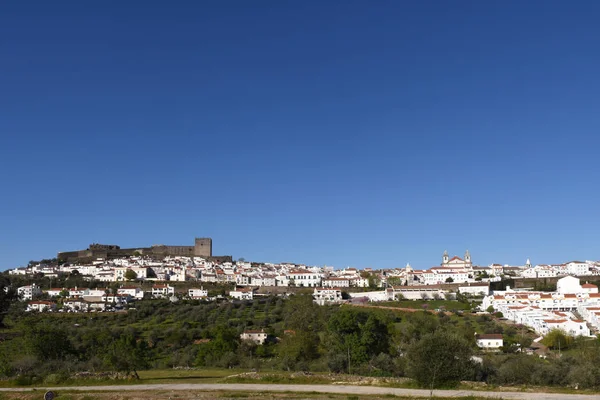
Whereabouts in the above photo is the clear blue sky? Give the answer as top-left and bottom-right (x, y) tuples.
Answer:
(1, 1), (599, 270)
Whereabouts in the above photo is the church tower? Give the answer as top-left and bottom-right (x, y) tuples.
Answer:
(526, 258), (532, 268)
(442, 250), (449, 265)
(405, 263), (412, 286)
(465, 250), (471, 264)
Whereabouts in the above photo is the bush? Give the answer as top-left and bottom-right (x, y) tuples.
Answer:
(44, 373), (68, 384)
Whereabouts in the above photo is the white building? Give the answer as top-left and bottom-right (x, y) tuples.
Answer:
(230, 288), (253, 300)
(313, 288), (343, 305)
(476, 334), (503, 349)
(566, 261), (591, 276)
(458, 283), (490, 296)
(117, 286), (145, 299)
(17, 284), (42, 300)
(322, 277), (350, 288)
(288, 269), (321, 288)
(189, 288), (208, 299)
(240, 330), (268, 345)
(26, 301), (56, 312)
(557, 276), (582, 294)
(151, 284), (175, 298)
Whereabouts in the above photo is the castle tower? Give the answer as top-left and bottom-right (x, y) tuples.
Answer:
(194, 238), (213, 258)
(465, 250), (471, 264)
(442, 250), (449, 265)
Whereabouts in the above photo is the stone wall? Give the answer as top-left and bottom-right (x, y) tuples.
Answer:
(194, 238), (212, 257)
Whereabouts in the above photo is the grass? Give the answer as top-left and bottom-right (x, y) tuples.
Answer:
(0, 392), (503, 400)
(137, 368), (248, 383)
(376, 300), (472, 311)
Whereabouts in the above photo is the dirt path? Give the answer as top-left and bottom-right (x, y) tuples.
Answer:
(0, 383), (597, 399)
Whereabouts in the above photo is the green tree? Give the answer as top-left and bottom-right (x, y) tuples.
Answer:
(195, 326), (239, 367)
(103, 334), (150, 379)
(0, 275), (17, 327)
(277, 331), (319, 371)
(124, 269), (138, 281)
(326, 308), (390, 373)
(23, 324), (74, 361)
(406, 330), (474, 392)
(542, 329), (573, 350)
(445, 277), (454, 283)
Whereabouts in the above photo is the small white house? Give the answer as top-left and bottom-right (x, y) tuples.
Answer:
(476, 334), (503, 349)
(151, 284), (175, 298)
(189, 288), (208, 299)
(458, 283), (490, 296)
(117, 286), (145, 299)
(240, 329), (268, 345)
(18, 284), (42, 300)
(26, 301), (56, 312)
(313, 288), (343, 305)
(230, 288), (253, 300)
(322, 278), (350, 288)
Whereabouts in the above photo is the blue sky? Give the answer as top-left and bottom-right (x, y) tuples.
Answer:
(1, 1), (600, 270)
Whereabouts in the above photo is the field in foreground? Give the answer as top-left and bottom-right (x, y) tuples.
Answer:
(0, 391), (494, 400)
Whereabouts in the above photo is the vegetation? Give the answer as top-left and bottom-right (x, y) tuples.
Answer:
(3, 273), (600, 392)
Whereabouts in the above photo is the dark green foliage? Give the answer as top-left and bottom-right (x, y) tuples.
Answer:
(103, 334), (150, 378)
(0, 275), (17, 327)
(5, 270), (600, 390)
(406, 330), (474, 388)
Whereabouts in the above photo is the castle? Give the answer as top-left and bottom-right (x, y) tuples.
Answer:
(57, 237), (232, 264)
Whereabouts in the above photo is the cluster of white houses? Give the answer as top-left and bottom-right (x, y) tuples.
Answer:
(483, 276), (600, 337)
(11, 251), (600, 289)
(20, 283), (210, 312)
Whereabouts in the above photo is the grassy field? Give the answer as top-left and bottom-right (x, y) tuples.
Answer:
(138, 368), (248, 384)
(374, 300), (472, 311)
(0, 391), (498, 400)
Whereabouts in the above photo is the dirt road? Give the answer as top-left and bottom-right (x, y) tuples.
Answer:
(0, 383), (597, 399)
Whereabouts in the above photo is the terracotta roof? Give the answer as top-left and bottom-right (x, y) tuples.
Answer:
(582, 283), (598, 288)
(477, 334), (503, 340)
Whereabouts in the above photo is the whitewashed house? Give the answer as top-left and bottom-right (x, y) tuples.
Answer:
(476, 334), (503, 349)
(322, 277), (350, 288)
(151, 284), (175, 298)
(288, 269), (321, 287)
(18, 284), (42, 300)
(229, 288), (253, 300)
(313, 288), (343, 305)
(240, 330), (268, 345)
(26, 301), (56, 312)
(188, 288), (208, 299)
(557, 276), (582, 294)
(117, 286), (145, 299)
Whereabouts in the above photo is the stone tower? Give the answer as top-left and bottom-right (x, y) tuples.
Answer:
(442, 250), (449, 265)
(194, 238), (213, 257)
(465, 249), (471, 264)
(405, 263), (413, 286)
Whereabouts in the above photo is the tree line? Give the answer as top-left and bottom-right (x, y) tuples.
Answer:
(3, 274), (600, 389)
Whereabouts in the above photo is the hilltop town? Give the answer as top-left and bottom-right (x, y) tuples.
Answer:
(7, 239), (600, 340)
(11, 241), (600, 287)
(4, 239), (600, 392)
